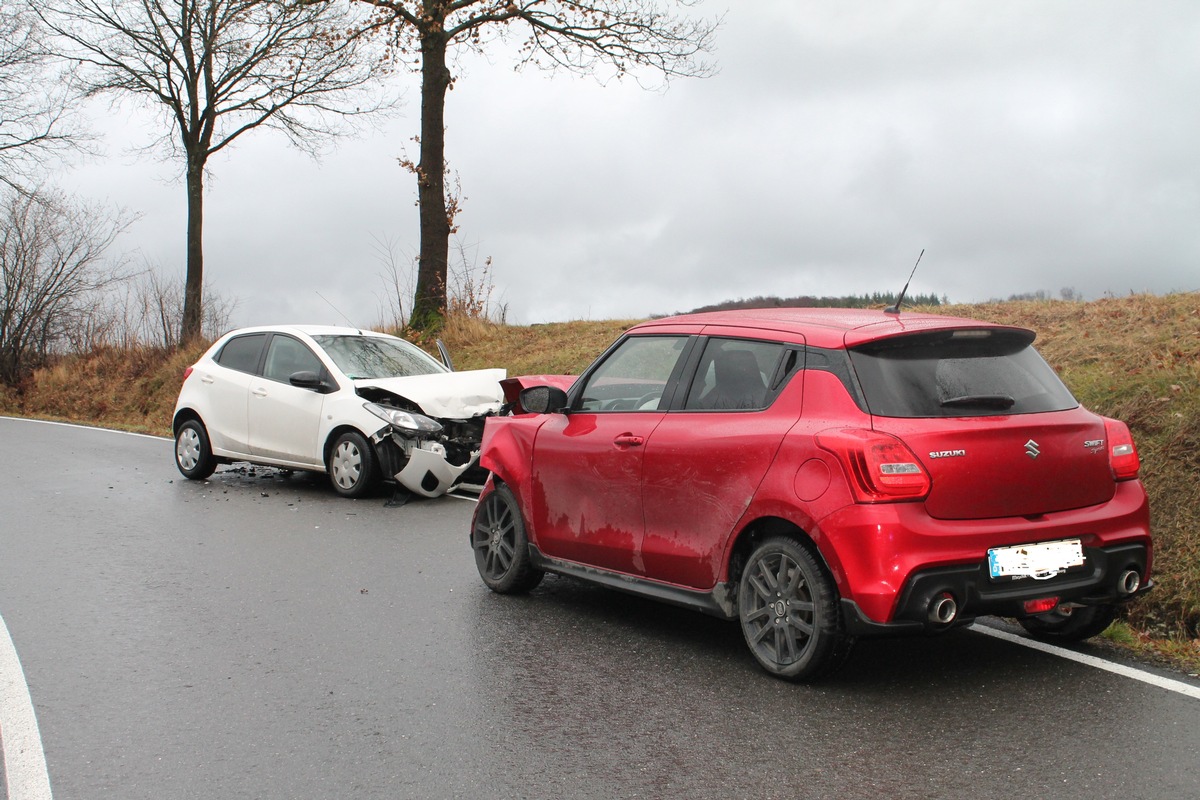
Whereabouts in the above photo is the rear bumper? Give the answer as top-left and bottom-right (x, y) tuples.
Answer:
(817, 479), (1152, 627)
(840, 542), (1152, 636)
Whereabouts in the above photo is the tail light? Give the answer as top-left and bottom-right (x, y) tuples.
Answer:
(816, 428), (931, 503)
(1104, 418), (1140, 480)
(182, 366), (194, 382)
(1023, 597), (1060, 615)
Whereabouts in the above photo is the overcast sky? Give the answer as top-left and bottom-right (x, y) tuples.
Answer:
(58, 0), (1200, 329)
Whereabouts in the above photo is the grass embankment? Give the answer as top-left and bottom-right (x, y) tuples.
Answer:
(2, 295), (1197, 669)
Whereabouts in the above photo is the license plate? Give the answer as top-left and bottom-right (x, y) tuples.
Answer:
(987, 538), (1084, 580)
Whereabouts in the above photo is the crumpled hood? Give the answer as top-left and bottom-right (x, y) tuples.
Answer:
(354, 368), (506, 419)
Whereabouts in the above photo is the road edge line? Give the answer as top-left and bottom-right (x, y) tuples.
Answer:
(971, 622), (1200, 701)
(0, 612), (53, 799)
(0, 415), (165, 441)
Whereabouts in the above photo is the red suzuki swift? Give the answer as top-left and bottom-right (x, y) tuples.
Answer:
(470, 308), (1152, 681)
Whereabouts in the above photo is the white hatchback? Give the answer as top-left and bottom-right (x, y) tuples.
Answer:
(172, 325), (505, 498)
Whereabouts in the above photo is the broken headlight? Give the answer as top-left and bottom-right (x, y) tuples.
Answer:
(364, 403), (444, 435)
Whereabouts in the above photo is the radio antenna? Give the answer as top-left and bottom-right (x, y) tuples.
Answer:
(315, 290), (358, 330)
(885, 249), (924, 315)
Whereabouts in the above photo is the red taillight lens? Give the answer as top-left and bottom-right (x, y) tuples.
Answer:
(1023, 597), (1060, 615)
(1103, 418), (1140, 480)
(182, 365), (194, 382)
(816, 428), (931, 503)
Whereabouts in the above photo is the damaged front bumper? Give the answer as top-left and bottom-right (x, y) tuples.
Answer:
(371, 427), (481, 498)
(395, 442), (476, 497)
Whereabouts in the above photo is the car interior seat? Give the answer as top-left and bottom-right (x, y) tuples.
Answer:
(699, 349), (767, 410)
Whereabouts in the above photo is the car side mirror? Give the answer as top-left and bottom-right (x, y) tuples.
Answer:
(290, 370), (332, 393)
(519, 385), (569, 414)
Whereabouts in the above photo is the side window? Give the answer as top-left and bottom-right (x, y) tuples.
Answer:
(577, 335), (689, 412)
(215, 333), (267, 375)
(263, 335), (323, 383)
(685, 338), (786, 411)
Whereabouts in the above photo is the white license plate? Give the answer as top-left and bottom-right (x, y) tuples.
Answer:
(987, 539), (1084, 580)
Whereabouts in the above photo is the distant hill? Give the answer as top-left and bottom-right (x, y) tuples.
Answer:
(675, 292), (945, 314)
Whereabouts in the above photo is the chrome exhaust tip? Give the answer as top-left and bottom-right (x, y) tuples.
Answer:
(929, 592), (958, 625)
(1117, 569), (1141, 596)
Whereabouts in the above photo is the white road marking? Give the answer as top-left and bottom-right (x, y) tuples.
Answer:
(972, 622), (1200, 701)
(0, 415), (165, 441)
(0, 613), (53, 800)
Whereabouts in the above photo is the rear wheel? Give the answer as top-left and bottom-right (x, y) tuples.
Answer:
(175, 419), (217, 480)
(738, 536), (853, 682)
(329, 431), (378, 498)
(1019, 603), (1117, 642)
(471, 484), (544, 593)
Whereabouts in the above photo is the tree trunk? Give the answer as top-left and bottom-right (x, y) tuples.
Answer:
(410, 26), (452, 331)
(181, 150), (205, 343)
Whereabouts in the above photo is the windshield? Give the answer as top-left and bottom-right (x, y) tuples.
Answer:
(848, 328), (1078, 418)
(312, 334), (448, 380)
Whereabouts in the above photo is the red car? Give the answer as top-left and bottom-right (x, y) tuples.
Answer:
(470, 308), (1152, 681)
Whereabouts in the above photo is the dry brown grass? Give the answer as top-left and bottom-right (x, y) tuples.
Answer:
(14, 340), (208, 435)
(438, 315), (639, 375)
(7, 294), (1199, 642)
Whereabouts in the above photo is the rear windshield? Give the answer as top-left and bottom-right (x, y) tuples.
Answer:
(847, 328), (1078, 418)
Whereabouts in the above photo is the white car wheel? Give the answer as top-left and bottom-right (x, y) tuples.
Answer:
(329, 431), (377, 498)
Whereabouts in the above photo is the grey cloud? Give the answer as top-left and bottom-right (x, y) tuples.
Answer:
(56, 0), (1200, 330)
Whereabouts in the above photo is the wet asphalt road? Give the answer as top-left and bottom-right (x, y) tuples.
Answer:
(1, 417), (1199, 800)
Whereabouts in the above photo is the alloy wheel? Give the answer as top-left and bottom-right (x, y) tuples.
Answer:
(742, 550), (817, 667)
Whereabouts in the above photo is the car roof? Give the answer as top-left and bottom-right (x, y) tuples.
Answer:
(627, 307), (1033, 349)
(218, 324), (401, 340)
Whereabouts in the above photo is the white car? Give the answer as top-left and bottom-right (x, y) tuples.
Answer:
(172, 325), (505, 498)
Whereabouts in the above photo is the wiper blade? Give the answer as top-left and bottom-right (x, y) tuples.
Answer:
(941, 394), (1015, 409)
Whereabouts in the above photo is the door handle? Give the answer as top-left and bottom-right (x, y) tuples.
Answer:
(613, 434), (644, 448)
(251, 387), (268, 398)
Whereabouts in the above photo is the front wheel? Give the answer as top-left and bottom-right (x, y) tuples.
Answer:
(328, 431), (378, 498)
(1019, 603), (1117, 642)
(737, 536), (853, 682)
(471, 484), (544, 594)
(175, 419), (217, 480)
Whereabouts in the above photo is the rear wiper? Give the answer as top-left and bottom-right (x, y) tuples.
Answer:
(941, 394), (1015, 409)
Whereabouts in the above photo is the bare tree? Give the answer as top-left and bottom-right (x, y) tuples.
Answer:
(446, 238), (501, 322)
(38, 0), (396, 343)
(371, 231), (414, 329)
(352, 0), (719, 329)
(0, 1), (84, 190)
(101, 263), (238, 348)
(0, 187), (130, 384)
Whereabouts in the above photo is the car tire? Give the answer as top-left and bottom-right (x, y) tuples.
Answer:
(175, 419), (217, 480)
(471, 483), (544, 594)
(1018, 603), (1117, 642)
(737, 536), (853, 682)
(329, 431), (379, 498)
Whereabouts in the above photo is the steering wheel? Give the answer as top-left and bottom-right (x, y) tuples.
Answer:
(634, 390), (663, 410)
(603, 390), (662, 412)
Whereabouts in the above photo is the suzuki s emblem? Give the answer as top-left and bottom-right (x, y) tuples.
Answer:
(1024, 439), (1041, 459)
